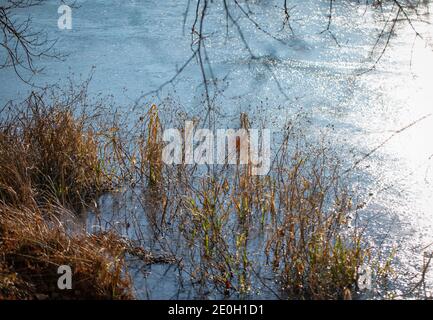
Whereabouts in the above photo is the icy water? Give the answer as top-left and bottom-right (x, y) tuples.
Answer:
(1, 0), (433, 299)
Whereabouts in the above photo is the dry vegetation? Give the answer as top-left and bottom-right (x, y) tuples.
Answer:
(0, 205), (133, 300)
(0, 85), (377, 300)
(1, 95), (106, 210)
(0, 88), (135, 299)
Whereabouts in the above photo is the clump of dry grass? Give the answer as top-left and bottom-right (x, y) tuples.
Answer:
(142, 104), (163, 187)
(0, 204), (133, 300)
(0, 91), (106, 210)
(0, 130), (36, 208)
(0, 89), (135, 300)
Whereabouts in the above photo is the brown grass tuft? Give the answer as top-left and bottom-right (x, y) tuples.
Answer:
(0, 204), (133, 300)
(0, 92), (106, 210)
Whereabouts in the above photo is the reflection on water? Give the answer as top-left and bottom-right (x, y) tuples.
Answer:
(1, 0), (433, 298)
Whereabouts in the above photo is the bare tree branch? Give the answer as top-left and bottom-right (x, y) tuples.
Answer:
(0, 0), (65, 84)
